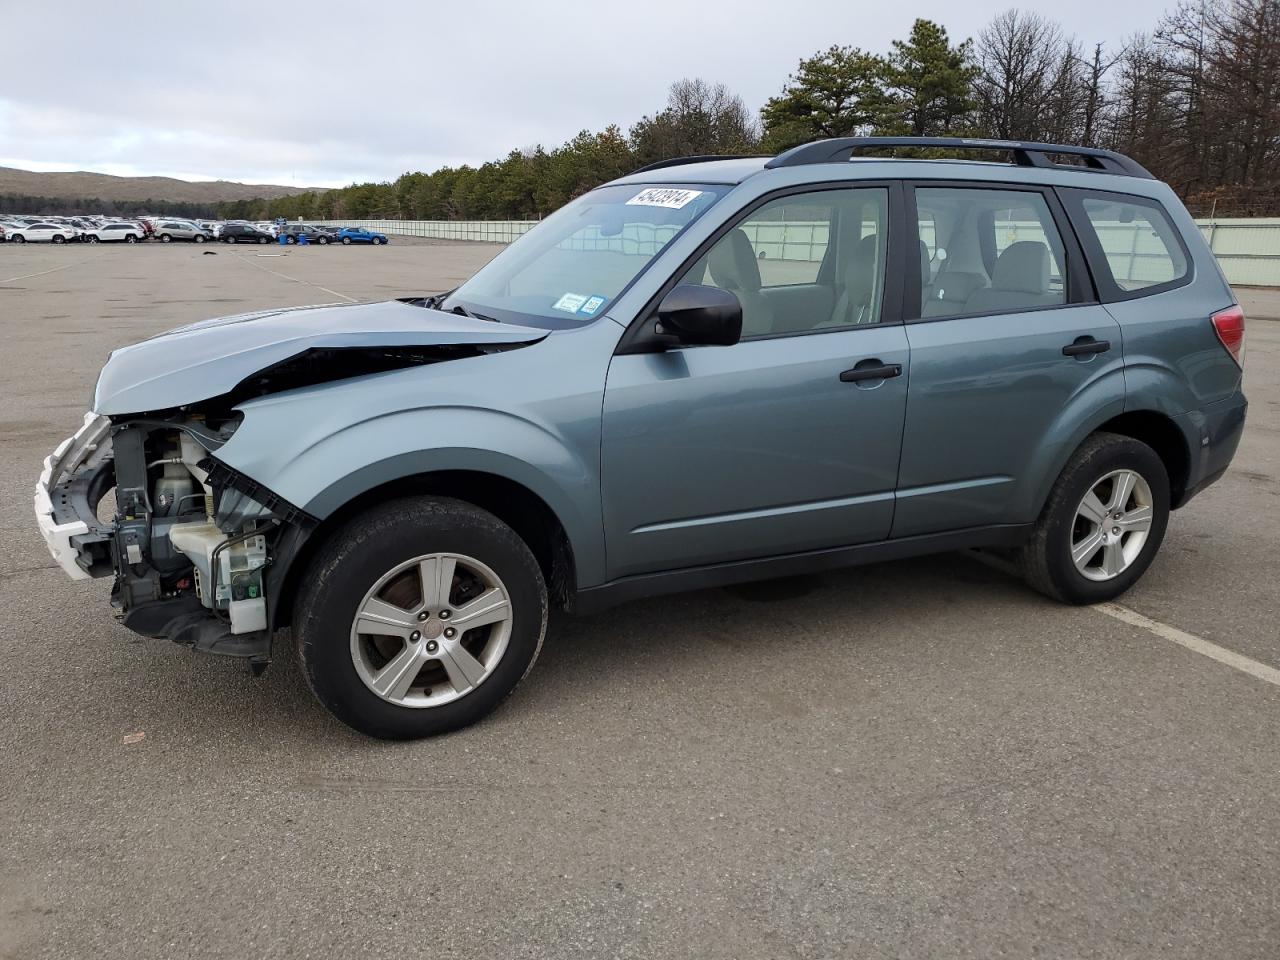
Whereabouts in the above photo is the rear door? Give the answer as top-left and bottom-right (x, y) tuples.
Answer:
(893, 182), (1125, 536)
(601, 184), (911, 579)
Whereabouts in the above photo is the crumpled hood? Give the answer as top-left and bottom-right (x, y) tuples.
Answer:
(93, 300), (547, 415)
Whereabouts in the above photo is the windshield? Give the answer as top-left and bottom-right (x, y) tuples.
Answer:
(444, 182), (732, 328)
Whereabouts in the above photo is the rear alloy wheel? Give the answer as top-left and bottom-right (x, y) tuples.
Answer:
(1018, 432), (1169, 604)
(125, 234), (138, 243)
(294, 496), (547, 739)
(160, 234), (172, 243)
(341, 236), (351, 245)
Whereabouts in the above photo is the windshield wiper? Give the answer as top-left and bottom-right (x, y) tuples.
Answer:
(450, 304), (498, 323)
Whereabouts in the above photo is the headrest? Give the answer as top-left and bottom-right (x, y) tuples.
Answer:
(992, 241), (1050, 294)
(709, 228), (762, 293)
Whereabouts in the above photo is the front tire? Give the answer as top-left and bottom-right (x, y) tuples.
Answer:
(294, 496), (548, 739)
(12, 235), (25, 243)
(1018, 432), (1170, 605)
(52, 235), (65, 244)
(126, 234), (138, 243)
(195, 234), (206, 243)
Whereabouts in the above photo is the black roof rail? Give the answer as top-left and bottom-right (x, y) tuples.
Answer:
(630, 154), (767, 175)
(764, 137), (1154, 179)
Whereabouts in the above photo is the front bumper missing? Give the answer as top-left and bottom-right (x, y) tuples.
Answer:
(34, 412), (114, 580)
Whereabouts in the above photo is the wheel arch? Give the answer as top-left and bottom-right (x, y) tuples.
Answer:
(1030, 406), (1193, 524)
(272, 469), (579, 631)
(1093, 409), (1193, 507)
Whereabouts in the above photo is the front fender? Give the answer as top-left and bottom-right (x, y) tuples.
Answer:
(219, 403), (606, 587)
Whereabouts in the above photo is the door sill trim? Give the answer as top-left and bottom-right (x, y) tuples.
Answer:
(574, 523), (1033, 614)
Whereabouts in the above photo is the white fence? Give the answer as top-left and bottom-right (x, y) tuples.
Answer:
(312, 217), (1280, 287)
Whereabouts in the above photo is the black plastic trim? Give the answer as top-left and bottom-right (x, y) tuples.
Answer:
(573, 523), (1034, 614)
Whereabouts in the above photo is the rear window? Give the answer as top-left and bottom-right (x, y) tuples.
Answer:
(1075, 195), (1190, 295)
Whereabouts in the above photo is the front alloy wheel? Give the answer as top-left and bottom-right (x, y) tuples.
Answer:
(294, 496), (547, 738)
(350, 553), (513, 707)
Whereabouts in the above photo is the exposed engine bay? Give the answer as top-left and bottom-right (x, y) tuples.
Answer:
(35, 411), (314, 669)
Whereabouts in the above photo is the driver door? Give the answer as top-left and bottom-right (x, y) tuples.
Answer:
(600, 185), (910, 579)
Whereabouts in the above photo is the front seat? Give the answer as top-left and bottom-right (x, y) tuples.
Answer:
(962, 241), (1060, 313)
(708, 228), (775, 337)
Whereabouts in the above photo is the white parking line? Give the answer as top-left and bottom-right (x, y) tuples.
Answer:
(0, 252), (103, 285)
(1093, 602), (1280, 687)
(231, 251), (359, 302)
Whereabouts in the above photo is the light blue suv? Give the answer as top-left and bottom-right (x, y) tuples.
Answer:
(35, 138), (1248, 738)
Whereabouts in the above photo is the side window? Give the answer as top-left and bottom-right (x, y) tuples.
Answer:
(1078, 195), (1189, 294)
(679, 187), (889, 338)
(915, 187), (1067, 319)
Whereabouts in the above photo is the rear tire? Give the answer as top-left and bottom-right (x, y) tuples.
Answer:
(294, 496), (548, 739)
(1017, 432), (1170, 605)
(160, 234), (172, 243)
(125, 234), (138, 243)
(341, 236), (351, 245)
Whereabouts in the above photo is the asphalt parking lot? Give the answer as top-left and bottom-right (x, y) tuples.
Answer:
(1, 241), (1278, 959)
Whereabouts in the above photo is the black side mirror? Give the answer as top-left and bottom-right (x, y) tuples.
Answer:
(655, 284), (742, 347)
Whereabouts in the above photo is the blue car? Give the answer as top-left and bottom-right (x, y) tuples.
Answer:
(337, 226), (388, 245)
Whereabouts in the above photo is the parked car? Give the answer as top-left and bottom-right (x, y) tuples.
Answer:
(219, 223), (274, 244)
(154, 221), (213, 243)
(7, 221), (78, 243)
(34, 137), (1248, 739)
(282, 224), (335, 245)
(337, 226), (389, 245)
(83, 223), (144, 243)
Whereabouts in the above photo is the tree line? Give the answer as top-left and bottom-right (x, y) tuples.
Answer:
(0, 194), (222, 218)
(45, 1), (1280, 222)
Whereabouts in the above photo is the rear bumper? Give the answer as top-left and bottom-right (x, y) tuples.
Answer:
(1175, 393), (1248, 507)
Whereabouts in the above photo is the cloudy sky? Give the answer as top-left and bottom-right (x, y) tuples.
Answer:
(1, 0), (1170, 189)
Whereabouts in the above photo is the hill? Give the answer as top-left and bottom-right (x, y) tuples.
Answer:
(0, 166), (319, 204)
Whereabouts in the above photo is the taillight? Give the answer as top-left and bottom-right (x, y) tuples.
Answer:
(1211, 305), (1246, 367)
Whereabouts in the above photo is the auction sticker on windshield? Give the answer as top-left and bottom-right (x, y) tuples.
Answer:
(553, 292), (589, 313)
(626, 188), (704, 209)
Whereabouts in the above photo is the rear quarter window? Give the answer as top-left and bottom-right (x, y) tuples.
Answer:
(1066, 191), (1191, 299)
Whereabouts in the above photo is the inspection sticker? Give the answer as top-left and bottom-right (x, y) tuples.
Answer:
(579, 295), (606, 315)
(626, 187), (704, 209)
(553, 292), (589, 313)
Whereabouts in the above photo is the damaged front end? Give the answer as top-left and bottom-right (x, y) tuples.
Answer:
(35, 411), (313, 669)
